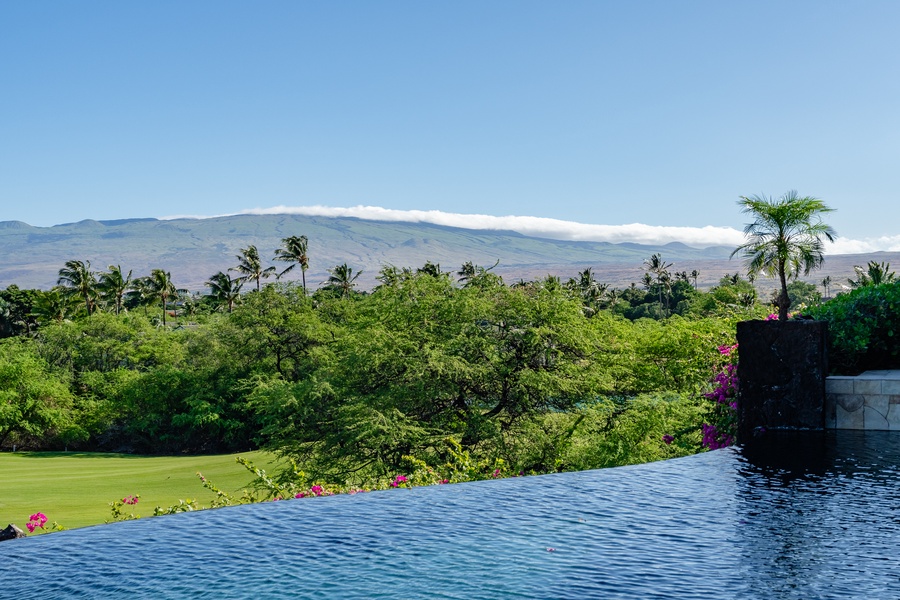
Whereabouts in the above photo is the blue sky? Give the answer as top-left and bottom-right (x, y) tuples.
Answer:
(2, 1), (898, 252)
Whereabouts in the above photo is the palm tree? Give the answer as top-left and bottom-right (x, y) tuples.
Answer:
(731, 191), (836, 321)
(643, 253), (673, 314)
(821, 275), (833, 299)
(136, 269), (179, 326)
(57, 260), (98, 316)
(848, 261), (896, 288)
(458, 261), (477, 285)
(205, 271), (244, 313)
(324, 263), (362, 299)
(231, 245), (277, 292)
(273, 235), (309, 294)
(32, 288), (78, 324)
(417, 261), (445, 278)
(690, 269), (700, 290)
(97, 265), (133, 315)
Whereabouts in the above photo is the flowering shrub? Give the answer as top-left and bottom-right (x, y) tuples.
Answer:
(108, 494), (141, 521)
(662, 342), (737, 450)
(26, 513), (47, 533)
(700, 343), (738, 449)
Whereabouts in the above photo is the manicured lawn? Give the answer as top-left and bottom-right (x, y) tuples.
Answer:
(0, 450), (280, 533)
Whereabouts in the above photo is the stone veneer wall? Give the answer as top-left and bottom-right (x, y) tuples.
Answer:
(824, 370), (900, 430)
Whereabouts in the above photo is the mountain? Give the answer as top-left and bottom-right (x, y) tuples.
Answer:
(0, 214), (893, 294)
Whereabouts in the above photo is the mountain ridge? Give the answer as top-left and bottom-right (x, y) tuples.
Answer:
(0, 214), (892, 294)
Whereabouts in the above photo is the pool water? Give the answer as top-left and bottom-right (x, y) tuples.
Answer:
(3, 431), (900, 599)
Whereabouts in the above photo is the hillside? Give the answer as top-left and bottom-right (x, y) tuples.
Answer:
(0, 214), (894, 295)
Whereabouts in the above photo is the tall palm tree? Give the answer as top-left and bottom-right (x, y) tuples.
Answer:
(821, 275), (833, 299)
(325, 263), (362, 299)
(136, 269), (179, 326)
(731, 191), (836, 321)
(273, 235), (309, 294)
(57, 259), (98, 316)
(97, 265), (133, 315)
(643, 253), (673, 314)
(205, 271), (244, 313)
(231, 245), (276, 292)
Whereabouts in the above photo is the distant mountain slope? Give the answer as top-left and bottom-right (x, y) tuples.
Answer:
(0, 214), (893, 293)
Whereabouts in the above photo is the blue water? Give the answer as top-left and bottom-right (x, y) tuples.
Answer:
(4, 431), (900, 599)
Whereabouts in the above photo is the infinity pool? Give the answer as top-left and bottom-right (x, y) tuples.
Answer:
(3, 431), (900, 599)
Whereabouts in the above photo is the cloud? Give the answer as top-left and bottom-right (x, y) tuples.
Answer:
(162, 205), (900, 253)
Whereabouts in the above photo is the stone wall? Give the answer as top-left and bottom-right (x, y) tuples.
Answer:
(825, 371), (900, 430)
(736, 320), (827, 440)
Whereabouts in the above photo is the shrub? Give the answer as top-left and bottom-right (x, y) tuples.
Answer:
(805, 282), (900, 374)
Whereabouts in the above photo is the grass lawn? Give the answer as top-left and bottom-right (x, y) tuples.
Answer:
(0, 450), (280, 533)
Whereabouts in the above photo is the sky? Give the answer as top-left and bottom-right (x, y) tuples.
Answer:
(2, 1), (899, 254)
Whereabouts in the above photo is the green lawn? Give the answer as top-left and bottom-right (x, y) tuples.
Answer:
(0, 450), (280, 533)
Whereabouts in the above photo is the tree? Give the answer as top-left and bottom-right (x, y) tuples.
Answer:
(848, 261), (896, 288)
(0, 286), (40, 337)
(784, 280), (821, 307)
(32, 288), (79, 325)
(136, 269), (180, 326)
(416, 261), (445, 278)
(57, 260), (98, 317)
(457, 260), (502, 289)
(731, 191), (836, 321)
(273, 235), (310, 294)
(0, 342), (74, 448)
(643, 254), (673, 315)
(231, 245), (276, 292)
(97, 265), (133, 315)
(821, 275), (833, 299)
(205, 271), (244, 313)
(324, 263), (362, 299)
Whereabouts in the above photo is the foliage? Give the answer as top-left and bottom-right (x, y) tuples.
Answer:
(273, 235), (310, 293)
(231, 245), (277, 292)
(0, 341), (74, 447)
(784, 280), (821, 307)
(731, 190), (836, 321)
(847, 261), (896, 288)
(805, 282), (900, 374)
(323, 263), (363, 299)
(57, 259), (99, 317)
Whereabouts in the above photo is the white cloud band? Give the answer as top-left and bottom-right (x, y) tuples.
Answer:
(163, 204), (900, 253)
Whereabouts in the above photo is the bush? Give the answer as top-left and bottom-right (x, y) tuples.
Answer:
(805, 282), (900, 374)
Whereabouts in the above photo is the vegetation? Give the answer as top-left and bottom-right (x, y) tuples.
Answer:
(731, 190), (836, 321)
(847, 260), (896, 289)
(10, 207), (872, 529)
(0, 247), (769, 480)
(806, 281), (900, 374)
(0, 450), (277, 530)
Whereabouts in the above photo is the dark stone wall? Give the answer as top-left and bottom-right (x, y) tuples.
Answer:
(736, 320), (828, 441)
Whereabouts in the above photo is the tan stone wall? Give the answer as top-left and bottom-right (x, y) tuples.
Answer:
(825, 371), (900, 430)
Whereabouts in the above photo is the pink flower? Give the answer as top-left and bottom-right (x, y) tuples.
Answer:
(310, 485), (324, 496)
(390, 475), (408, 487)
(26, 513), (47, 533)
(491, 469), (501, 478)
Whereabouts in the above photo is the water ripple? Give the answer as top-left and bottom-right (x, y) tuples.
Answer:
(4, 431), (900, 599)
